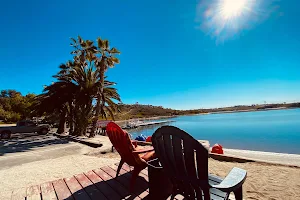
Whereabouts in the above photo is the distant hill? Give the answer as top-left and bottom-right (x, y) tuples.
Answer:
(112, 102), (300, 120)
(113, 104), (179, 120)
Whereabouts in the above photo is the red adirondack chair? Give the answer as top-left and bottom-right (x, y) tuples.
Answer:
(106, 122), (155, 192)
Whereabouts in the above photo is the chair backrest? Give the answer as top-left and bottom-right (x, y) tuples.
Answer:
(106, 122), (143, 166)
(152, 126), (210, 199)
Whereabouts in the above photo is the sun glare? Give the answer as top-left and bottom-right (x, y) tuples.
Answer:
(220, 0), (248, 20)
(196, 0), (265, 42)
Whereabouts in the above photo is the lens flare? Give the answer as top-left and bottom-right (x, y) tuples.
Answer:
(196, 0), (276, 42)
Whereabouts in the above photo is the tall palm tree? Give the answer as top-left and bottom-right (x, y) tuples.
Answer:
(35, 60), (121, 136)
(70, 36), (120, 137)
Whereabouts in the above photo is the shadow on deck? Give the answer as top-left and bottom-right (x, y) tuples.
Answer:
(11, 163), (150, 200)
(11, 162), (234, 200)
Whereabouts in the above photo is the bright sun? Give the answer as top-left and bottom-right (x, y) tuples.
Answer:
(198, 0), (260, 42)
(220, 0), (248, 20)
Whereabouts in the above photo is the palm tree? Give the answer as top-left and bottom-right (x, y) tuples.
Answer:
(70, 36), (120, 137)
(35, 59), (121, 136)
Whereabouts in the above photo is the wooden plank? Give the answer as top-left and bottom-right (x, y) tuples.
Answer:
(100, 166), (142, 200)
(114, 164), (148, 185)
(120, 163), (132, 171)
(141, 168), (148, 176)
(85, 170), (121, 200)
(110, 165), (149, 199)
(40, 182), (57, 200)
(75, 173), (107, 200)
(138, 190), (149, 199)
(52, 179), (73, 200)
(11, 187), (27, 200)
(26, 185), (41, 200)
(100, 166), (131, 190)
(93, 168), (134, 199)
(121, 163), (149, 182)
(111, 164), (149, 189)
(64, 176), (90, 200)
(121, 163), (148, 177)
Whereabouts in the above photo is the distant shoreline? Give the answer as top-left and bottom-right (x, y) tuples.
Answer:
(115, 107), (299, 125)
(208, 106), (297, 114)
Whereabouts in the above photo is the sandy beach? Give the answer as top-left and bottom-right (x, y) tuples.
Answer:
(208, 158), (300, 200)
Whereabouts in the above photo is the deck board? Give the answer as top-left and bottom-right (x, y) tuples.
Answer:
(110, 165), (149, 199)
(117, 164), (149, 187)
(111, 164), (148, 189)
(64, 176), (90, 200)
(40, 182), (57, 200)
(11, 162), (236, 200)
(84, 170), (121, 200)
(75, 173), (107, 200)
(121, 163), (149, 181)
(26, 185), (41, 200)
(101, 166), (143, 199)
(93, 168), (135, 199)
(52, 179), (73, 200)
(101, 166), (132, 190)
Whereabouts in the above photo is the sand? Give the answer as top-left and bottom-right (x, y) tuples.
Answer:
(1, 151), (299, 200)
(208, 160), (300, 200)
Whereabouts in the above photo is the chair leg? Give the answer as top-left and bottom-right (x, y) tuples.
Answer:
(233, 187), (243, 200)
(130, 167), (143, 193)
(116, 159), (124, 177)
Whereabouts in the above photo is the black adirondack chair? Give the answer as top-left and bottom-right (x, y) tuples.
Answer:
(150, 126), (247, 200)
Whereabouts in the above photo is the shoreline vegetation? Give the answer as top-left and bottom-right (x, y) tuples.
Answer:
(111, 102), (300, 122)
(105, 105), (300, 129)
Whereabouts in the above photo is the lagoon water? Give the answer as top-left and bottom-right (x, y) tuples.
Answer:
(129, 108), (300, 154)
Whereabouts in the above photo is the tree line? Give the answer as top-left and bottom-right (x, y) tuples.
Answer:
(0, 90), (36, 122)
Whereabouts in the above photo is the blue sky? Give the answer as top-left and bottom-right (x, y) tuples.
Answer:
(0, 0), (300, 109)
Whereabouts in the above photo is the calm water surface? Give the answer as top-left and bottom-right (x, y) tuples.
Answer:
(129, 109), (300, 154)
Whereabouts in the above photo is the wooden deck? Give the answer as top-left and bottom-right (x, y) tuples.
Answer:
(11, 163), (150, 200)
(11, 163), (235, 200)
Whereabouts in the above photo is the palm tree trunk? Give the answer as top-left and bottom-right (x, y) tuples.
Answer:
(57, 108), (67, 134)
(90, 65), (105, 137)
(68, 101), (74, 135)
(90, 93), (101, 137)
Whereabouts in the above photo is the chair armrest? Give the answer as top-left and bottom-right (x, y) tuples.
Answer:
(210, 167), (247, 193)
(132, 146), (154, 154)
(147, 158), (163, 169)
